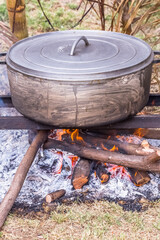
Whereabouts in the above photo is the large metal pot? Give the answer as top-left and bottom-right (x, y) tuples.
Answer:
(1, 30), (160, 127)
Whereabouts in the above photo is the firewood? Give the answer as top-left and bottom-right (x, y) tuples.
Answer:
(87, 128), (160, 140)
(43, 139), (160, 173)
(71, 158), (92, 189)
(95, 163), (110, 183)
(46, 189), (66, 203)
(0, 130), (48, 230)
(62, 132), (159, 157)
(127, 168), (151, 186)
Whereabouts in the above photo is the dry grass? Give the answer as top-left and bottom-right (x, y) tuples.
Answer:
(1, 200), (160, 240)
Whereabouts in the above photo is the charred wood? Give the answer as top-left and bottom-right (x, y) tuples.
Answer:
(45, 189), (66, 203)
(127, 169), (151, 187)
(71, 158), (92, 189)
(62, 132), (160, 157)
(43, 139), (160, 173)
(95, 163), (110, 183)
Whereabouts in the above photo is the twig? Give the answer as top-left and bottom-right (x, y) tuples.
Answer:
(37, 0), (55, 31)
(71, 3), (95, 29)
(88, 0), (116, 10)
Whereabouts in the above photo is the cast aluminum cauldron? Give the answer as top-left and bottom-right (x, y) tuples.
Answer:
(1, 30), (160, 127)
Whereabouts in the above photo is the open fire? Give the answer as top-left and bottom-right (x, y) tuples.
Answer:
(1, 127), (160, 214)
(48, 128), (154, 188)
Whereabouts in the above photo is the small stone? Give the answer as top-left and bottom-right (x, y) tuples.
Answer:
(139, 197), (149, 204)
(118, 200), (126, 205)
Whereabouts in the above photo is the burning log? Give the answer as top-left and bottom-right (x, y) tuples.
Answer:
(95, 163), (110, 183)
(62, 132), (159, 157)
(127, 168), (151, 187)
(44, 138), (160, 173)
(0, 130), (48, 230)
(45, 189), (66, 203)
(72, 158), (92, 189)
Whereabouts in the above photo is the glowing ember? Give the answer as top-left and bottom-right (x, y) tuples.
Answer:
(152, 100), (155, 106)
(116, 134), (141, 144)
(107, 164), (131, 180)
(68, 155), (79, 169)
(49, 129), (66, 141)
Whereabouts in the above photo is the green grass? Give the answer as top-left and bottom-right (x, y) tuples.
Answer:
(0, 232), (3, 238)
(67, 3), (78, 10)
(0, 3), (8, 22)
(25, 0), (80, 34)
(1, 200), (160, 240)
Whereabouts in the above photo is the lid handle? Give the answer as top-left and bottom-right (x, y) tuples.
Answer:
(70, 36), (89, 56)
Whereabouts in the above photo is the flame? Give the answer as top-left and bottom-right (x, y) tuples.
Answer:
(110, 145), (118, 152)
(101, 144), (118, 152)
(134, 128), (148, 138)
(107, 136), (111, 140)
(70, 129), (84, 142)
(101, 144), (108, 151)
(49, 129), (84, 143)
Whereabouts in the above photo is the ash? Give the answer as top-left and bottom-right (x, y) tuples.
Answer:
(0, 130), (160, 208)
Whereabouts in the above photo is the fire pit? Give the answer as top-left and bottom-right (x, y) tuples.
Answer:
(1, 91), (160, 221)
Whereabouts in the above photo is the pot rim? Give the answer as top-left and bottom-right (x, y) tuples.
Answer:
(6, 30), (154, 81)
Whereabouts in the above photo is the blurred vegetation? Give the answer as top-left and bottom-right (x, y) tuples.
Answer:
(25, 0), (80, 33)
(0, 3), (8, 22)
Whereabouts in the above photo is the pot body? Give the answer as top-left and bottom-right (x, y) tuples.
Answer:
(7, 64), (152, 128)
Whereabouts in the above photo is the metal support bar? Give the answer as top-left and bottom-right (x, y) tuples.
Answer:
(0, 114), (160, 130)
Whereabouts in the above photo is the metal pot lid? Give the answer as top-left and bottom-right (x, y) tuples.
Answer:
(6, 30), (153, 81)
